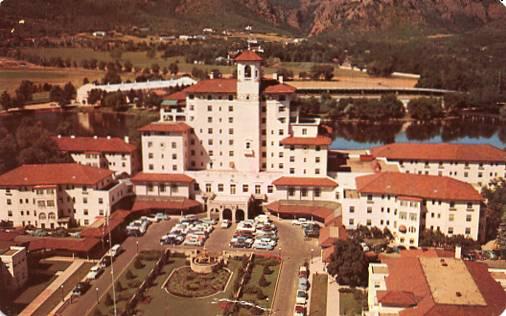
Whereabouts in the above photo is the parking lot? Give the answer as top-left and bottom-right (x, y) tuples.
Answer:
(61, 214), (319, 316)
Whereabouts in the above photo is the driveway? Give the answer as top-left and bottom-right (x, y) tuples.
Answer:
(61, 219), (177, 316)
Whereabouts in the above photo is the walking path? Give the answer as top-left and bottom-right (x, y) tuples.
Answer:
(308, 256), (340, 316)
(19, 260), (86, 316)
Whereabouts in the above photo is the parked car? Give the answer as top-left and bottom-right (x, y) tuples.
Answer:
(202, 218), (217, 226)
(292, 218), (307, 226)
(221, 219), (231, 229)
(298, 277), (309, 291)
(294, 305), (307, 316)
(109, 244), (121, 257)
(304, 225), (320, 238)
(230, 236), (253, 247)
(71, 281), (90, 297)
(256, 237), (276, 247)
(86, 265), (103, 280)
(360, 242), (370, 252)
(99, 256), (112, 268)
(252, 240), (274, 250)
(295, 290), (307, 305)
(299, 266), (309, 278)
(155, 212), (170, 221)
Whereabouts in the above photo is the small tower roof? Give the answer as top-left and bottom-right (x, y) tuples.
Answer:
(234, 50), (263, 62)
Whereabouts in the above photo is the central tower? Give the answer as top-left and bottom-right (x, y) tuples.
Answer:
(233, 51), (263, 172)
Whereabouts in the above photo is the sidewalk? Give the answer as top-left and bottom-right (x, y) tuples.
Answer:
(19, 260), (85, 316)
(308, 256), (340, 316)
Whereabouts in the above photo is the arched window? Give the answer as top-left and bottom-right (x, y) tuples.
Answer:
(48, 212), (56, 220)
(39, 213), (47, 220)
(244, 65), (252, 78)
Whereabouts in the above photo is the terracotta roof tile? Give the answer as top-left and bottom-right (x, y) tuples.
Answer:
(371, 143), (506, 163)
(272, 176), (337, 188)
(234, 50), (263, 61)
(80, 210), (130, 238)
(356, 172), (482, 202)
(184, 79), (237, 94)
(265, 201), (334, 222)
(263, 83), (296, 94)
(131, 172), (194, 184)
(280, 135), (332, 146)
(163, 90), (186, 101)
(377, 291), (420, 307)
(53, 136), (136, 154)
(0, 164), (113, 187)
(138, 122), (191, 133)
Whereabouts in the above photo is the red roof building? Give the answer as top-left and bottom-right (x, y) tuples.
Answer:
(0, 164), (113, 187)
(371, 143), (506, 163)
(184, 79), (237, 94)
(131, 172), (194, 185)
(138, 122), (192, 133)
(53, 136), (136, 154)
(280, 135), (332, 146)
(272, 176), (337, 188)
(356, 172), (482, 202)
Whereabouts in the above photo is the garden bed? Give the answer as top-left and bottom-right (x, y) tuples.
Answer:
(166, 266), (231, 298)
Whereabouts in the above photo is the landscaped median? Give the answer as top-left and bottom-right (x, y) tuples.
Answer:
(309, 273), (328, 316)
(91, 250), (163, 316)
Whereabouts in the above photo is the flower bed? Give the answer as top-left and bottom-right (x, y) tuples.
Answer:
(166, 266), (231, 298)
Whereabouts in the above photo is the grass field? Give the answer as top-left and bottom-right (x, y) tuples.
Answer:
(309, 274), (328, 316)
(240, 256), (281, 310)
(339, 289), (366, 316)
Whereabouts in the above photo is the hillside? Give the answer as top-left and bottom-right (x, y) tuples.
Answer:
(0, 0), (505, 36)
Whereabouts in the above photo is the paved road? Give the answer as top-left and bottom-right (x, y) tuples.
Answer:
(61, 219), (177, 316)
(61, 217), (316, 316)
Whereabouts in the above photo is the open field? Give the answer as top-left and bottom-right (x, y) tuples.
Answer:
(0, 68), (105, 94)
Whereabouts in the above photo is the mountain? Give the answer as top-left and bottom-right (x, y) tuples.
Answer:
(0, 0), (505, 36)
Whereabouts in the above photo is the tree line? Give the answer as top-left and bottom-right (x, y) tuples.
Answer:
(1, 81), (76, 110)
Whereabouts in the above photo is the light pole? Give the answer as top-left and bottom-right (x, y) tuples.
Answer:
(95, 287), (99, 304)
(136, 240), (139, 253)
(310, 248), (314, 264)
(60, 284), (64, 302)
(278, 247), (282, 258)
(106, 215), (118, 316)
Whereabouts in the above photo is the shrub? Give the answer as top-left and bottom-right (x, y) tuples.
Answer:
(256, 289), (267, 300)
(126, 270), (135, 280)
(128, 280), (142, 288)
(258, 274), (270, 287)
(115, 281), (124, 292)
(134, 258), (145, 269)
(104, 293), (113, 306)
(263, 265), (273, 275)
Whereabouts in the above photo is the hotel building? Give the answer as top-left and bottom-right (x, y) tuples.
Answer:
(0, 246), (28, 291)
(0, 163), (131, 228)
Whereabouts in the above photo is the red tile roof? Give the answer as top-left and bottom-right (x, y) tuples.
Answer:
(163, 90), (186, 101)
(53, 136), (136, 154)
(356, 172), (482, 202)
(377, 256), (506, 316)
(80, 210), (130, 238)
(0, 164), (113, 187)
(263, 83), (296, 94)
(184, 79), (237, 94)
(265, 201), (335, 222)
(138, 122), (191, 133)
(16, 236), (100, 253)
(272, 176), (337, 188)
(234, 50), (263, 62)
(131, 172), (194, 184)
(371, 143), (506, 163)
(377, 291), (420, 308)
(280, 135), (332, 146)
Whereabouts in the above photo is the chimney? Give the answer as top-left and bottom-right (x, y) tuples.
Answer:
(57, 134), (62, 138)
(106, 136), (111, 139)
(455, 245), (462, 259)
(70, 135), (75, 139)
(93, 135), (98, 139)
(272, 73), (278, 80)
(209, 72), (214, 79)
(124, 136), (129, 144)
(278, 75), (284, 84)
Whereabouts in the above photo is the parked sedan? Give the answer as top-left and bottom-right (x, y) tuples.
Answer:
(295, 290), (307, 305)
(86, 265), (103, 280)
(71, 281), (90, 297)
(252, 240), (274, 250)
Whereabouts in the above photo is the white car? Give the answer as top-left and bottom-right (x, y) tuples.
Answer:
(296, 290), (307, 305)
(183, 237), (204, 246)
(257, 237), (276, 247)
(86, 265), (103, 280)
(252, 240), (274, 250)
(292, 218), (307, 226)
(155, 213), (169, 221)
(221, 219), (231, 229)
(360, 242), (370, 252)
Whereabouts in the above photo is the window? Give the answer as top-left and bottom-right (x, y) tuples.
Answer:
(228, 117), (233, 123)
(301, 188), (308, 197)
(160, 184), (166, 192)
(349, 219), (354, 225)
(315, 168), (320, 175)
(208, 128), (213, 134)
(255, 185), (261, 194)
(366, 219), (372, 226)
(172, 154), (177, 159)
(315, 157), (320, 163)
(314, 188), (321, 197)
(7, 199), (11, 205)
(205, 184), (212, 193)
(229, 128), (234, 135)
(229, 106), (233, 112)
(147, 184), (154, 192)
(84, 209), (89, 215)
(208, 117), (212, 123)
(448, 227), (454, 234)
(208, 139), (213, 145)
(242, 184), (249, 193)
(302, 128), (307, 135)
(465, 227), (471, 235)
(218, 184), (224, 192)
(288, 188), (295, 197)
(230, 184), (236, 194)
(83, 197), (88, 204)
(367, 207), (372, 214)
(267, 185), (273, 194)
(466, 214), (472, 222)
(278, 129), (284, 136)
(349, 206), (355, 213)
(289, 168), (295, 174)
(207, 105), (212, 111)
(171, 184), (178, 193)
(229, 151), (234, 157)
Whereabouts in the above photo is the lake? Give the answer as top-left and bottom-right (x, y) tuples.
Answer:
(1, 111), (505, 150)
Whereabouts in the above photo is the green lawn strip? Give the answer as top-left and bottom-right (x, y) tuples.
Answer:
(309, 274), (328, 316)
(339, 289), (365, 316)
(93, 251), (161, 315)
(240, 256), (281, 310)
(139, 257), (242, 316)
(33, 262), (94, 316)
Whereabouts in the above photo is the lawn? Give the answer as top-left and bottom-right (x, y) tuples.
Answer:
(339, 289), (366, 316)
(0, 260), (71, 315)
(138, 256), (242, 316)
(92, 250), (162, 316)
(239, 256), (281, 312)
(309, 274), (328, 316)
(32, 262), (94, 316)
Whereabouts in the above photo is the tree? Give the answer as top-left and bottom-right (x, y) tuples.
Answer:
(87, 89), (103, 104)
(15, 80), (35, 105)
(62, 82), (76, 106)
(49, 86), (63, 103)
(276, 68), (294, 80)
(169, 62), (178, 75)
(407, 97), (443, 121)
(102, 91), (126, 111)
(151, 63), (160, 74)
(299, 71), (308, 80)
(482, 179), (506, 243)
(83, 77), (90, 85)
(327, 240), (368, 287)
(191, 67), (207, 80)
(123, 60), (133, 73)
(102, 70), (122, 84)
(500, 106), (506, 122)
(379, 94), (405, 119)
(0, 128), (17, 174)
(146, 48), (156, 59)
(0, 91), (12, 110)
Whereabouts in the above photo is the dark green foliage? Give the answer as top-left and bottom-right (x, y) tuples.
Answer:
(407, 97), (443, 120)
(126, 270), (136, 280)
(310, 64), (334, 80)
(326, 239), (368, 287)
(104, 293), (113, 306)
(482, 179), (506, 244)
(419, 229), (480, 250)
(258, 274), (270, 287)
(191, 67), (208, 80)
(0, 91), (12, 110)
(133, 258), (145, 269)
